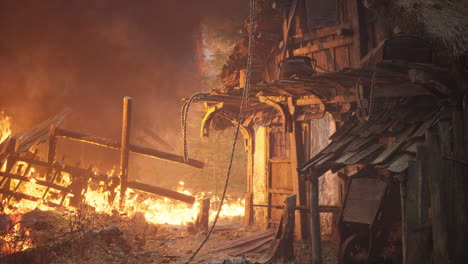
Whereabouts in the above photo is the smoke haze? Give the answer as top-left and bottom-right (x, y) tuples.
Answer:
(0, 0), (248, 183)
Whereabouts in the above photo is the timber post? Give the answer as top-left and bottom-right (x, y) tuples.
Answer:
(47, 124), (57, 180)
(195, 197), (211, 232)
(404, 147), (431, 264)
(425, 127), (449, 263)
(119, 96), (132, 208)
(244, 192), (253, 227)
(309, 174), (322, 264)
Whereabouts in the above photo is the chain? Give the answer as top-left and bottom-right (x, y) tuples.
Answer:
(185, 0), (256, 262)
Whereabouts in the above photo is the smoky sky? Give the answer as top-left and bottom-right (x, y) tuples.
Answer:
(0, 0), (248, 141)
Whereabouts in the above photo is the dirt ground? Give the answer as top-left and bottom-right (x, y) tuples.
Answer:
(0, 209), (338, 264)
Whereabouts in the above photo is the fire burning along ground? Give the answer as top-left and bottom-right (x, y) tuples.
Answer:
(0, 111), (245, 258)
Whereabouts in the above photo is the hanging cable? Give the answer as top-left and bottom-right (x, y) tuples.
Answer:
(185, 0), (256, 262)
(181, 92), (210, 162)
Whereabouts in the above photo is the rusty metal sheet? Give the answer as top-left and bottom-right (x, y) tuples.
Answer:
(343, 178), (387, 224)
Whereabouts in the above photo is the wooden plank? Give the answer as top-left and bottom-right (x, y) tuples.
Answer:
(15, 156), (108, 182)
(56, 128), (204, 168)
(293, 38), (353, 56)
(258, 194), (297, 263)
(0, 172), (71, 193)
(127, 181), (195, 204)
(0, 189), (61, 208)
(212, 229), (276, 252)
(226, 235), (274, 256)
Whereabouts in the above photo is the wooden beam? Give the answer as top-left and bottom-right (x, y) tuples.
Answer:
(293, 38), (353, 56)
(0, 172), (71, 193)
(48, 125), (57, 165)
(55, 128), (204, 168)
(15, 156), (108, 182)
(0, 189), (61, 208)
(127, 181), (195, 204)
(119, 96), (132, 208)
(310, 174), (322, 264)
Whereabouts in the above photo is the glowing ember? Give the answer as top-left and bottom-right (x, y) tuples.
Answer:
(0, 111), (11, 144)
(0, 214), (34, 255)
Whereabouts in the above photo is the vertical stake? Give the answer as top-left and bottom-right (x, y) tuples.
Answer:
(310, 174), (322, 264)
(47, 125), (57, 181)
(119, 96), (132, 208)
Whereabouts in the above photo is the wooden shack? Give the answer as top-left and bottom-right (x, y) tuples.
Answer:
(191, 0), (467, 263)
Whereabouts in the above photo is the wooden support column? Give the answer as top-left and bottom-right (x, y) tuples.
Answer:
(452, 110), (466, 262)
(425, 128), (449, 263)
(244, 192), (254, 228)
(404, 146), (431, 264)
(0, 138), (17, 202)
(47, 125), (57, 181)
(399, 174), (407, 264)
(293, 121), (309, 240)
(119, 96), (132, 208)
(310, 174), (322, 264)
(244, 126), (254, 228)
(195, 197), (210, 232)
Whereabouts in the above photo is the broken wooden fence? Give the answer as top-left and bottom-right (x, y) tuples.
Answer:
(0, 97), (204, 211)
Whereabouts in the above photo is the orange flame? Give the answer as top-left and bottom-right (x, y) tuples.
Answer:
(0, 111), (11, 144)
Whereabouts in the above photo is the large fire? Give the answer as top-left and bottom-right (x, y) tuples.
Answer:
(0, 111), (11, 144)
(0, 116), (245, 254)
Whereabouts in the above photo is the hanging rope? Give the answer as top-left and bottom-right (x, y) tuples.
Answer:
(185, 0), (256, 262)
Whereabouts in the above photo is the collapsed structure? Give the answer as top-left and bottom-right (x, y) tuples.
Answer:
(191, 0), (468, 263)
(0, 98), (204, 214)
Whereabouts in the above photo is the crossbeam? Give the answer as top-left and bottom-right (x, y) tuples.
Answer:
(55, 128), (204, 168)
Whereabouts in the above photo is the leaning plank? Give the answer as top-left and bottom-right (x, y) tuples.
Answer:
(15, 156), (108, 182)
(0, 172), (71, 193)
(257, 194), (296, 263)
(127, 181), (195, 204)
(56, 128), (204, 168)
(0, 189), (61, 208)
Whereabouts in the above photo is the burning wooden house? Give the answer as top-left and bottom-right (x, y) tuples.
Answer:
(190, 0), (468, 263)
